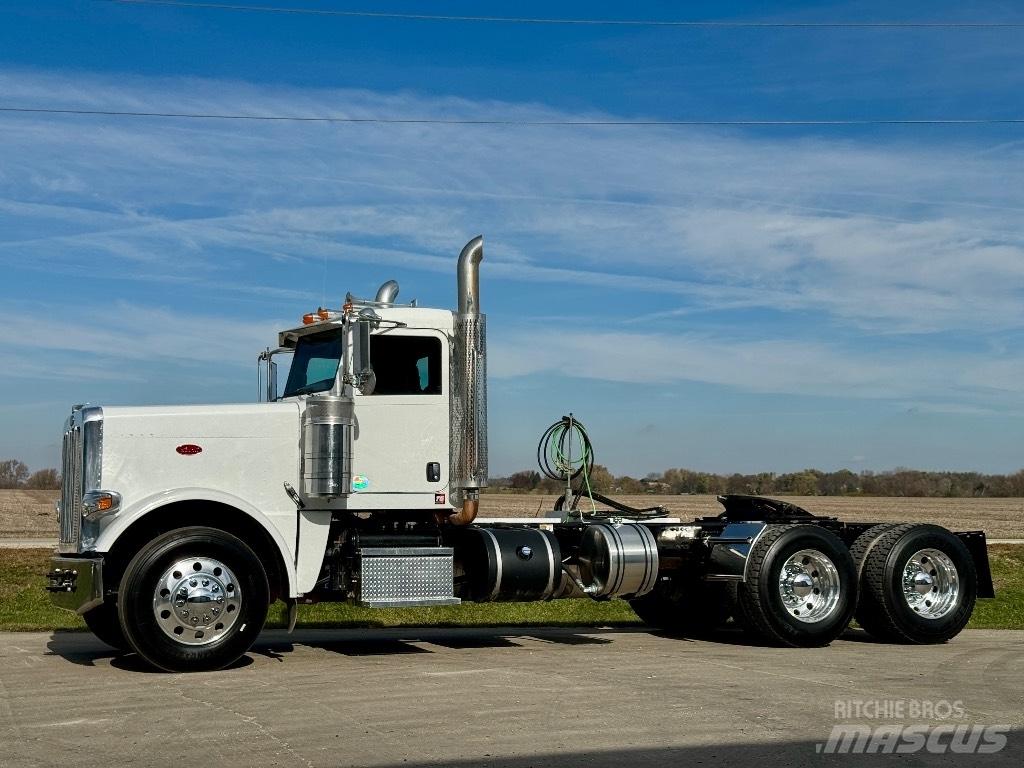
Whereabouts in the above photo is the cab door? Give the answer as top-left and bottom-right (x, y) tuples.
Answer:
(348, 328), (450, 508)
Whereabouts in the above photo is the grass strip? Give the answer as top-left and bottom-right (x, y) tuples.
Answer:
(2, 545), (1021, 632)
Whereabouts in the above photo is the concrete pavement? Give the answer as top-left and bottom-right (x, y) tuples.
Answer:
(0, 627), (1021, 767)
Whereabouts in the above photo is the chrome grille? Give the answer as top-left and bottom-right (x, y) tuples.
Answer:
(59, 418), (83, 550)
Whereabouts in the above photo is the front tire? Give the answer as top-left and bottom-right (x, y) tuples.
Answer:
(737, 524), (857, 647)
(118, 527), (269, 672)
(856, 523), (976, 644)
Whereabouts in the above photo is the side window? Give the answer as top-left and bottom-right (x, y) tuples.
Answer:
(370, 335), (443, 395)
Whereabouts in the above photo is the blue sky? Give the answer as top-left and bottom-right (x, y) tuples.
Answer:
(1, 0), (1022, 476)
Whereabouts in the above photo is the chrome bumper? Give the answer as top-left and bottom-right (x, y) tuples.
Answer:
(47, 556), (104, 614)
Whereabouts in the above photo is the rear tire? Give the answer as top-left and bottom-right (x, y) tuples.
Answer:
(848, 523), (898, 640)
(118, 527), (269, 672)
(849, 525), (899, 572)
(856, 523), (975, 644)
(737, 524), (857, 647)
(82, 599), (127, 650)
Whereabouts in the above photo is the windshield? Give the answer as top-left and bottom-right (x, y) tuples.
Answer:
(282, 329), (343, 398)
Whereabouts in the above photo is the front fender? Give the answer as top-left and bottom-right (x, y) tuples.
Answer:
(93, 487), (298, 597)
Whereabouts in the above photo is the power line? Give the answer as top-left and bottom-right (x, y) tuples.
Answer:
(98, 0), (1024, 29)
(3, 106), (1024, 126)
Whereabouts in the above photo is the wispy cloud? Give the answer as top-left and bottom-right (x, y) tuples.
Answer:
(0, 301), (284, 374)
(489, 328), (1024, 410)
(0, 67), (1021, 415)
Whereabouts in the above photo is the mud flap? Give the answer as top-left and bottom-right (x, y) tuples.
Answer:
(956, 531), (995, 599)
(285, 598), (298, 633)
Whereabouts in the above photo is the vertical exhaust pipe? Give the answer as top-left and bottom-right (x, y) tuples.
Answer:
(448, 236), (487, 525)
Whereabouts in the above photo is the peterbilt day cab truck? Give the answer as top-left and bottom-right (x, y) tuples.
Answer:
(48, 236), (994, 672)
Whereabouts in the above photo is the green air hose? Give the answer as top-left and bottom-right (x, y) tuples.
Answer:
(537, 415), (597, 515)
(536, 415), (670, 520)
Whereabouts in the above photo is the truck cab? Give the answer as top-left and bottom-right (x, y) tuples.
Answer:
(276, 306), (455, 506)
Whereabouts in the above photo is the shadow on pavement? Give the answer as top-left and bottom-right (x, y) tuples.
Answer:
(45, 631), (255, 672)
(46, 623), (887, 672)
(45, 630), (125, 668)
(46, 625), (631, 670)
(352, 736), (1023, 768)
(256, 626), (618, 658)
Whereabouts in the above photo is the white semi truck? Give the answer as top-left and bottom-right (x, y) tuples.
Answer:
(48, 236), (994, 672)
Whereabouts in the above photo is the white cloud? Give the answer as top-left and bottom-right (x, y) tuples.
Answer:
(0, 67), (1021, 412)
(489, 328), (1024, 409)
(0, 302), (284, 372)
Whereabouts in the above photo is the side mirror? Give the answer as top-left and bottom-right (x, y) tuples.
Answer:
(268, 360), (279, 402)
(353, 318), (375, 395)
(258, 347), (292, 402)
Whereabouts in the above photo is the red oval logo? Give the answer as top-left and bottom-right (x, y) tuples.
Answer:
(175, 444), (203, 455)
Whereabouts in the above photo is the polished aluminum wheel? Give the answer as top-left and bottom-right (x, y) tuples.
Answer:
(901, 548), (959, 619)
(152, 557), (241, 645)
(777, 548), (842, 624)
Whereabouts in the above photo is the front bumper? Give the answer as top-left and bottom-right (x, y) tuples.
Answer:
(47, 556), (104, 614)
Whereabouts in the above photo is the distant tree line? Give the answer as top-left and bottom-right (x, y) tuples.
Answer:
(0, 459), (61, 490)
(488, 466), (1024, 498)
(5, 455), (1022, 497)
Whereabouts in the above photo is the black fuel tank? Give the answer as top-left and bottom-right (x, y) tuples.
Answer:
(450, 527), (562, 602)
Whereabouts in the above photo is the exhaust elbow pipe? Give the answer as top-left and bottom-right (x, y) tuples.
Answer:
(457, 235), (483, 315)
(443, 492), (479, 526)
(374, 280), (400, 304)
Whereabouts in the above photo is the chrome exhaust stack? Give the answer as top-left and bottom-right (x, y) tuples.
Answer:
(448, 236), (488, 524)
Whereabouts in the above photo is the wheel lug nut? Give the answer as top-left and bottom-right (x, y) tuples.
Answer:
(202, 579), (210, 587)
(189, 579), (198, 587)
(192, 617), (199, 624)
(182, 609), (189, 617)
(211, 608), (219, 615)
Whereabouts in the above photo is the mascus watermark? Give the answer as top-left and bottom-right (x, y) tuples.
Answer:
(817, 724), (1009, 755)
(818, 700), (1009, 755)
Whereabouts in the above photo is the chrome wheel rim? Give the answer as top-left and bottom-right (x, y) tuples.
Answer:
(778, 548), (842, 624)
(152, 557), (241, 645)
(901, 548), (959, 619)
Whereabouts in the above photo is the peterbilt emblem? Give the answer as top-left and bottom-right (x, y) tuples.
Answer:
(175, 444), (203, 455)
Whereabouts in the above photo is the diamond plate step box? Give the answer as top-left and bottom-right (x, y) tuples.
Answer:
(357, 547), (461, 608)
